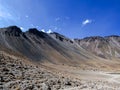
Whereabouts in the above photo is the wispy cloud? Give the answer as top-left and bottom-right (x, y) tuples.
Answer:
(54, 27), (58, 30)
(31, 24), (34, 27)
(82, 19), (92, 26)
(55, 17), (60, 22)
(25, 15), (29, 18)
(65, 16), (70, 20)
(0, 3), (18, 22)
(35, 26), (39, 28)
(47, 29), (52, 33)
(0, 10), (13, 20)
(55, 17), (70, 22)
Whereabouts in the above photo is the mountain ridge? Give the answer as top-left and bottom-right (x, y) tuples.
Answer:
(0, 26), (120, 66)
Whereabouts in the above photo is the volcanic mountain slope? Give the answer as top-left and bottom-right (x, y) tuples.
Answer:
(0, 26), (120, 69)
(0, 26), (100, 66)
(74, 35), (120, 59)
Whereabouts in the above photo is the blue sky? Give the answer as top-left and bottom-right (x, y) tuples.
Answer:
(0, 0), (120, 38)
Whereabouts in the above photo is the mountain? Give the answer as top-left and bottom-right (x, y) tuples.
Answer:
(1, 26), (120, 90)
(0, 26), (120, 68)
(74, 35), (120, 59)
(0, 26), (100, 66)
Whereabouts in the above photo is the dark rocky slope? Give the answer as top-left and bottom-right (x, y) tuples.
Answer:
(0, 26), (120, 65)
(0, 26), (99, 65)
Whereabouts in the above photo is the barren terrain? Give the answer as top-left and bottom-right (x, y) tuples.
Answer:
(1, 52), (120, 90)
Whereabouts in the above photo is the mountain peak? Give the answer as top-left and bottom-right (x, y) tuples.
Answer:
(0, 26), (22, 36)
(27, 28), (47, 38)
(28, 28), (39, 34)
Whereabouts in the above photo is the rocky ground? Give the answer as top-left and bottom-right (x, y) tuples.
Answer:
(0, 52), (84, 90)
(1, 52), (120, 90)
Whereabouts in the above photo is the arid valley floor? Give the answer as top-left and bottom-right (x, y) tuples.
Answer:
(1, 51), (120, 90)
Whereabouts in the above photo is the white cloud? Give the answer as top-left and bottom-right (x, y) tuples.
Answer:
(47, 29), (52, 33)
(82, 19), (92, 26)
(20, 27), (24, 30)
(41, 29), (45, 32)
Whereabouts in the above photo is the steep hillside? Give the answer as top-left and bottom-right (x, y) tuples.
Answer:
(0, 26), (99, 66)
(0, 26), (120, 67)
